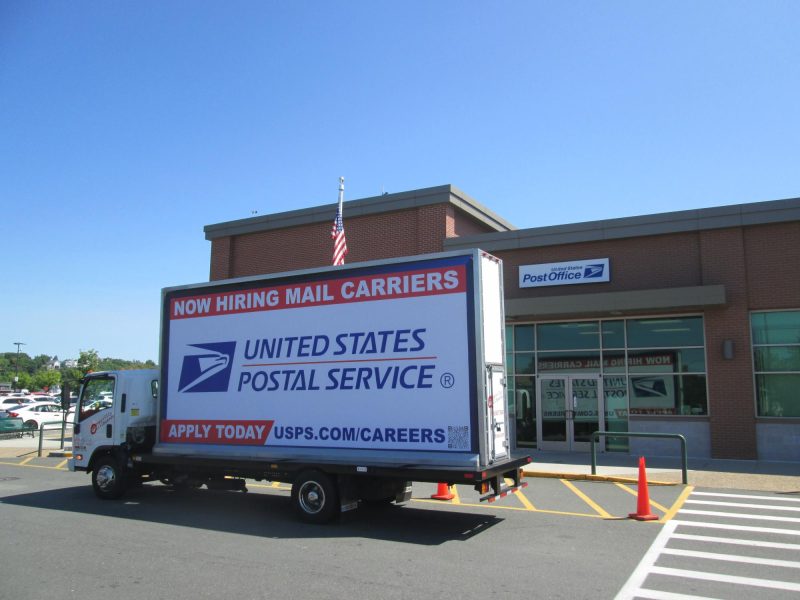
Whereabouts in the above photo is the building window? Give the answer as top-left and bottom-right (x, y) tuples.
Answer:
(506, 316), (708, 451)
(752, 310), (800, 418)
(626, 317), (707, 416)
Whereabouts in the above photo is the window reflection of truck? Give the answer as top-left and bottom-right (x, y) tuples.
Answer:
(68, 250), (531, 523)
(516, 389), (536, 440)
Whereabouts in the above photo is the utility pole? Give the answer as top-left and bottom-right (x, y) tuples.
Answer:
(13, 342), (25, 392)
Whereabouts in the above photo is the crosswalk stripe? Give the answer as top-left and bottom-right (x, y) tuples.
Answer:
(650, 566), (800, 592)
(660, 547), (800, 569)
(680, 509), (800, 523)
(685, 499), (800, 512)
(691, 491), (800, 503)
(671, 532), (800, 550)
(672, 519), (800, 536)
(636, 588), (723, 600)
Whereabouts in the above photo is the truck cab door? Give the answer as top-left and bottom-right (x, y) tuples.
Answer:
(71, 375), (117, 470)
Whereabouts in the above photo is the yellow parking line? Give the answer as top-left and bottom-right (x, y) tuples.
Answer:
(0, 460), (66, 471)
(659, 485), (694, 523)
(247, 482), (289, 490)
(412, 497), (605, 518)
(451, 485), (461, 505)
(55, 459), (68, 469)
(613, 482), (668, 513)
(561, 479), (612, 518)
(515, 489), (537, 511)
(19, 457), (34, 465)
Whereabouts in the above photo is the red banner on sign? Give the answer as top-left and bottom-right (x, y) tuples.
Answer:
(160, 420), (274, 445)
(170, 265), (467, 320)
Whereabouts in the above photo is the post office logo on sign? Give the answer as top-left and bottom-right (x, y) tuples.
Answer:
(519, 258), (610, 288)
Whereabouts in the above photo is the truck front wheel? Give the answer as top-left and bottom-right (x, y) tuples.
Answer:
(291, 470), (339, 524)
(92, 456), (127, 500)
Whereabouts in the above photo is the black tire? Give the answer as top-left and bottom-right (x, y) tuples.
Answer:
(91, 455), (127, 500)
(291, 470), (339, 524)
(24, 420), (37, 433)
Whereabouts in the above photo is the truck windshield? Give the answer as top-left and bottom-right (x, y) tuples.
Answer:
(80, 377), (115, 421)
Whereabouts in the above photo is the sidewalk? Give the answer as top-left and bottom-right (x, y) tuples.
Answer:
(522, 449), (800, 493)
(1, 435), (797, 493)
(0, 430), (72, 458)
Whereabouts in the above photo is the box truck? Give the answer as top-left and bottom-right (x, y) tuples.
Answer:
(69, 250), (531, 522)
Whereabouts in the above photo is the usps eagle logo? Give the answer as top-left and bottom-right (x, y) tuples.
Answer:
(583, 263), (606, 279)
(178, 342), (236, 393)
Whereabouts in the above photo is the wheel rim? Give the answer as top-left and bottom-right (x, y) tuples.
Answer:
(298, 480), (325, 514)
(96, 465), (117, 491)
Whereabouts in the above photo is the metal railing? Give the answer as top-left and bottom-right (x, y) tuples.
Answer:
(590, 431), (688, 484)
(37, 420), (72, 457)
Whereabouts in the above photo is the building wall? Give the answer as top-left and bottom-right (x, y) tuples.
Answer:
(205, 196), (800, 461)
(745, 222), (800, 309)
(497, 232), (704, 300)
(446, 206), (499, 238)
(210, 204), (452, 280)
(698, 228), (755, 459)
(492, 222), (798, 460)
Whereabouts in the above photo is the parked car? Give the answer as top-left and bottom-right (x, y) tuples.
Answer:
(0, 397), (33, 410)
(6, 402), (66, 431)
(0, 412), (25, 438)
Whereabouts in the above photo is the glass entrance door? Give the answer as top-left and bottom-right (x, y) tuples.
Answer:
(537, 375), (603, 452)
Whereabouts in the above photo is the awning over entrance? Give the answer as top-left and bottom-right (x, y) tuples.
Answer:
(505, 284), (726, 320)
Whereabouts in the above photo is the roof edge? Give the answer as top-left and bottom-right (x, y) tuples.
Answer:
(444, 196), (800, 252)
(204, 184), (516, 240)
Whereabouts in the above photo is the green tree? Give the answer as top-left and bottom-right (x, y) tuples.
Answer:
(77, 349), (101, 374)
(62, 349), (101, 394)
(15, 371), (33, 391)
(33, 370), (61, 392)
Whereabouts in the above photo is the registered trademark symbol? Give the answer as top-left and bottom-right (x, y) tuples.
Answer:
(440, 372), (455, 388)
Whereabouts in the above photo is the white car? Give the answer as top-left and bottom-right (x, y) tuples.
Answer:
(0, 397), (34, 410)
(6, 402), (66, 431)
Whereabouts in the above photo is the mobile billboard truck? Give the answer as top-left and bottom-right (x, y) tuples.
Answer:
(69, 250), (531, 522)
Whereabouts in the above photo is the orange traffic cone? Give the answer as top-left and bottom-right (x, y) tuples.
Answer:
(628, 456), (659, 521)
(431, 482), (454, 501)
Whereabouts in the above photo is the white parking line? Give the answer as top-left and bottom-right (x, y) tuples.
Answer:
(691, 491), (800, 503)
(615, 492), (800, 599)
(685, 499), (800, 512)
(614, 520), (677, 600)
(680, 509), (800, 523)
(649, 566), (800, 592)
(660, 547), (800, 569)
(671, 532), (800, 550)
(671, 519), (800, 536)
(636, 589), (723, 600)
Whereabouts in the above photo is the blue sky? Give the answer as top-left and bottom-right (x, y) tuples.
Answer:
(2, 1), (798, 362)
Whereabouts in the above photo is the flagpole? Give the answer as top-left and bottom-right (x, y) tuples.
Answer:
(331, 176), (348, 266)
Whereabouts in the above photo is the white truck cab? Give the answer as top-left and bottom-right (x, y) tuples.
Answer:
(69, 369), (159, 496)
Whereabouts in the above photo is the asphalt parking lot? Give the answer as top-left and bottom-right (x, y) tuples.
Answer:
(0, 451), (690, 523)
(3, 449), (799, 600)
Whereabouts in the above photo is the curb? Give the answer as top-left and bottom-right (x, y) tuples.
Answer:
(523, 471), (680, 486)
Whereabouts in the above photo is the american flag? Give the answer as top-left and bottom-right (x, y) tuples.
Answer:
(331, 178), (348, 265)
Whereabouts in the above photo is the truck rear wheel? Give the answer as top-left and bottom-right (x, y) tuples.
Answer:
(291, 470), (339, 524)
(92, 456), (127, 500)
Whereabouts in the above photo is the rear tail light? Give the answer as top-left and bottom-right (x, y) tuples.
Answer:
(8, 412), (18, 417)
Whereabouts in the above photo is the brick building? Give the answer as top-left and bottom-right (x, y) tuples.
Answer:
(205, 185), (800, 461)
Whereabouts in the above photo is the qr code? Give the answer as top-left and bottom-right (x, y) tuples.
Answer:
(447, 425), (469, 449)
